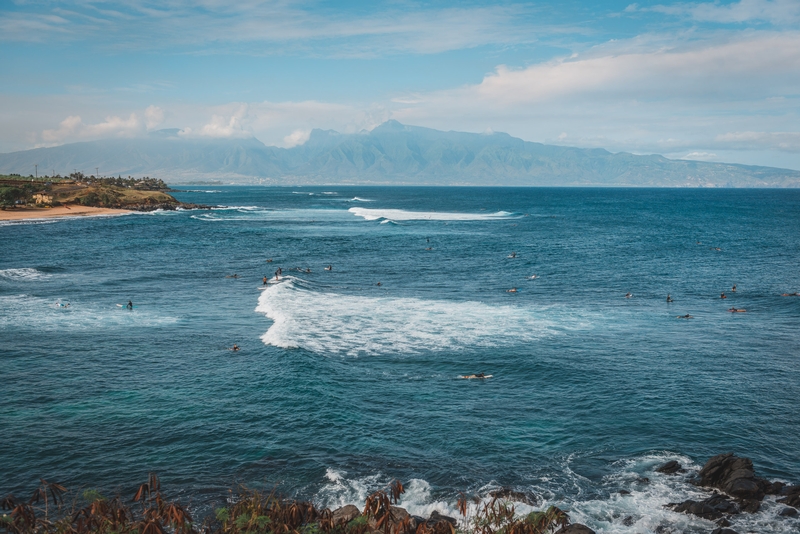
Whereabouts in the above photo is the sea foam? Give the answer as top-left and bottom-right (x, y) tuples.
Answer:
(349, 208), (514, 221)
(255, 277), (582, 356)
(312, 453), (799, 533)
(0, 268), (51, 281)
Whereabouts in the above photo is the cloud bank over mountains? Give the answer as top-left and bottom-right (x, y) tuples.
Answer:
(2, 0), (799, 170)
(2, 121), (798, 188)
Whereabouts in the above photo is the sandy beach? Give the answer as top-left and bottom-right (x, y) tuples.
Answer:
(0, 205), (131, 221)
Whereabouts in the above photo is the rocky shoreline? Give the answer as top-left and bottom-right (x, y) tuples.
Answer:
(322, 453), (798, 534)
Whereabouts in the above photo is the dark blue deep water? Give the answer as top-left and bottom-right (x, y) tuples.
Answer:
(2, 187), (799, 533)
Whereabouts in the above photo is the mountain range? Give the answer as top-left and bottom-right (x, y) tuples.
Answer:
(2, 120), (799, 187)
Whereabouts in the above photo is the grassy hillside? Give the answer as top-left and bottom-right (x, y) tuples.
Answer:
(0, 174), (179, 209)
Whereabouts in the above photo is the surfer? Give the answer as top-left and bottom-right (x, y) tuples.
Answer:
(508, 252), (517, 258)
(529, 274), (538, 280)
(460, 373), (489, 379)
(266, 259), (273, 263)
(325, 265), (332, 271)
(507, 287), (518, 293)
(720, 292), (727, 299)
(263, 276), (268, 286)
(126, 300), (133, 310)
(667, 294), (673, 303)
(728, 308), (746, 313)
(625, 292), (632, 298)
(781, 292), (800, 296)
(732, 284), (737, 292)
(376, 282), (382, 286)
(677, 314), (693, 319)
(305, 268), (311, 273)
(231, 344), (240, 351)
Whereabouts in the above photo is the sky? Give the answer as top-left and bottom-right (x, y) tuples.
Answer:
(1, 0), (800, 169)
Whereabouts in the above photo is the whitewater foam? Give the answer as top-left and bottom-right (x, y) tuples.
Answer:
(312, 453), (800, 533)
(256, 278), (585, 356)
(0, 268), (51, 281)
(0, 294), (179, 332)
(349, 208), (514, 222)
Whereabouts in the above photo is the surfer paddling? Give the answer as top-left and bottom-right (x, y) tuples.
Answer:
(677, 314), (693, 319)
(325, 265), (332, 271)
(667, 294), (674, 303)
(625, 292), (632, 298)
(230, 344), (240, 351)
(507, 287), (518, 293)
(728, 308), (746, 313)
(459, 373), (490, 379)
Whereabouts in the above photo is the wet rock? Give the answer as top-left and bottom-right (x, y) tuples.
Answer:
(622, 515), (634, 526)
(554, 524), (595, 534)
(715, 517), (731, 527)
(710, 529), (739, 534)
(778, 506), (798, 517)
(489, 487), (537, 505)
(656, 460), (683, 474)
(777, 485), (800, 507)
(426, 511), (456, 527)
(738, 499), (760, 514)
(670, 493), (739, 520)
(619, 489), (631, 495)
(698, 453), (766, 501)
(410, 516), (426, 530)
(333, 505), (361, 525)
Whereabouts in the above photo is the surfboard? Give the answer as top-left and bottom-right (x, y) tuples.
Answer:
(458, 375), (493, 379)
(116, 304), (137, 308)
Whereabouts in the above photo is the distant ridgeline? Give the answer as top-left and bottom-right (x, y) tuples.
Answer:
(1, 121), (799, 187)
(0, 172), (181, 210)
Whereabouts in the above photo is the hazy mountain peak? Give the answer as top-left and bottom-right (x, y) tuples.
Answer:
(1, 122), (799, 187)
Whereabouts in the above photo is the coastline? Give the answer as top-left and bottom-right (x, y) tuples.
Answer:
(0, 205), (132, 221)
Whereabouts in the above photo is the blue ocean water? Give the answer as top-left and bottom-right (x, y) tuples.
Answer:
(1, 187), (799, 533)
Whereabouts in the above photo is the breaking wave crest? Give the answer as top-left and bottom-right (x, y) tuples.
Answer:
(255, 277), (584, 356)
(349, 208), (514, 222)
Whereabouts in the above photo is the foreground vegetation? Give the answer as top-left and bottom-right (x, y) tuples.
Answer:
(1, 476), (573, 534)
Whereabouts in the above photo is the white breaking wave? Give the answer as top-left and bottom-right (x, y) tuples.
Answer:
(349, 208), (514, 221)
(312, 453), (799, 533)
(0, 268), (51, 281)
(0, 294), (178, 331)
(256, 278), (585, 356)
(350, 197), (374, 202)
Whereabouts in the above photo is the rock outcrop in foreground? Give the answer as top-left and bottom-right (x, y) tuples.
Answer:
(662, 453), (799, 533)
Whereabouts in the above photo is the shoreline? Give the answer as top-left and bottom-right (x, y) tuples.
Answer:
(0, 205), (132, 221)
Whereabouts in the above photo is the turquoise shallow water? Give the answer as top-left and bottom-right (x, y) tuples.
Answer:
(1, 187), (799, 532)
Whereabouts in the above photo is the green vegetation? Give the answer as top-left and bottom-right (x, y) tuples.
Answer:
(1, 477), (573, 534)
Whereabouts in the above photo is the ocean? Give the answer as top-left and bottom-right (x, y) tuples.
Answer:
(2, 186), (799, 533)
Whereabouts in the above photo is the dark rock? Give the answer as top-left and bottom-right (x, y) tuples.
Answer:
(637, 477), (650, 484)
(670, 493), (739, 520)
(654, 527), (671, 534)
(554, 524), (595, 534)
(410, 516), (426, 530)
(710, 529), (739, 534)
(622, 515), (634, 526)
(778, 506), (797, 517)
(391, 507), (410, 523)
(619, 490), (630, 495)
(489, 487), (537, 505)
(427, 511), (456, 527)
(333, 505), (361, 525)
(777, 485), (800, 507)
(697, 453), (765, 501)
(715, 517), (731, 527)
(738, 499), (760, 513)
(656, 460), (683, 474)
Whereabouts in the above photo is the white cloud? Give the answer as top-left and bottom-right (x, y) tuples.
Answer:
(715, 131), (800, 152)
(182, 104), (252, 139)
(144, 105), (164, 129)
(40, 113), (142, 143)
(282, 129), (311, 148)
(647, 0), (800, 25)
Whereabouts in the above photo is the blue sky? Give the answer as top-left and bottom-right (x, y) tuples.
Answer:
(2, 0), (799, 169)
